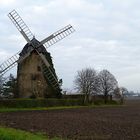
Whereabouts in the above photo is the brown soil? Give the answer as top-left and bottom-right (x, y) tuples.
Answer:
(0, 100), (140, 140)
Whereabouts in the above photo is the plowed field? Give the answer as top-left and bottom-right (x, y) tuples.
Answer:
(0, 100), (140, 140)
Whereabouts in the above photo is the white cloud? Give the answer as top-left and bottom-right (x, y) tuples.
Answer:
(0, 0), (16, 6)
(0, 50), (13, 63)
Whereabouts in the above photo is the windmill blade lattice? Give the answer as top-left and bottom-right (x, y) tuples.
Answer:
(42, 62), (60, 89)
(41, 24), (75, 48)
(8, 10), (34, 43)
(0, 52), (20, 76)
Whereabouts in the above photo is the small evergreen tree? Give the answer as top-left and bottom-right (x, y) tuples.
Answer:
(0, 75), (5, 94)
(3, 74), (18, 98)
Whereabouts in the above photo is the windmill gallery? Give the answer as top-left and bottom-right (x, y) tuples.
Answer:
(0, 10), (75, 98)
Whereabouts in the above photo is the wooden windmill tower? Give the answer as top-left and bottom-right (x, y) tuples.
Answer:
(0, 10), (75, 98)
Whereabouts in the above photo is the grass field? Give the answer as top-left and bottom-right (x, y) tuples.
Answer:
(0, 103), (122, 113)
(0, 106), (88, 113)
(0, 127), (61, 140)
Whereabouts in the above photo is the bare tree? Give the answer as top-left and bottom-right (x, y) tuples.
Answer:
(97, 69), (118, 104)
(114, 86), (128, 104)
(74, 68), (97, 103)
(119, 87), (128, 104)
(113, 87), (121, 97)
(120, 87), (128, 95)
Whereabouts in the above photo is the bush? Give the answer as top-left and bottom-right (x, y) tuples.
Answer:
(93, 99), (118, 105)
(0, 98), (84, 108)
(106, 100), (118, 105)
(93, 99), (104, 105)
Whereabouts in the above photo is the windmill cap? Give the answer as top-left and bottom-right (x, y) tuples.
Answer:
(19, 38), (48, 57)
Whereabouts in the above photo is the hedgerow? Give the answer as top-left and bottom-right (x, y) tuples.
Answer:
(0, 98), (84, 108)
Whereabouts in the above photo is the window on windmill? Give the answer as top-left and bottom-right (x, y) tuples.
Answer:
(31, 74), (37, 80)
(37, 66), (41, 72)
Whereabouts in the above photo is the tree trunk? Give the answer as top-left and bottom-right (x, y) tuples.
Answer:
(104, 91), (108, 104)
(84, 93), (89, 104)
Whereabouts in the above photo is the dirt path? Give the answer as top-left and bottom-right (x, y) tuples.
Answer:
(0, 100), (140, 140)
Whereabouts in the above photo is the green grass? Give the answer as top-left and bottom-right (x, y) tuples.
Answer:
(0, 103), (123, 113)
(0, 126), (111, 140)
(0, 127), (55, 140)
(0, 106), (87, 113)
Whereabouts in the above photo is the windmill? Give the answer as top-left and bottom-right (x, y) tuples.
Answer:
(0, 10), (75, 98)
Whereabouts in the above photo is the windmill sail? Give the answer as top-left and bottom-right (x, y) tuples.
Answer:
(8, 10), (34, 43)
(0, 52), (19, 76)
(41, 24), (75, 48)
(42, 62), (60, 90)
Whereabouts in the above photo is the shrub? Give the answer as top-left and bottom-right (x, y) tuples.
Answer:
(93, 99), (104, 105)
(93, 99), (118, 105)
(0, 98), (84, 108)
(106, 100), (118, 105)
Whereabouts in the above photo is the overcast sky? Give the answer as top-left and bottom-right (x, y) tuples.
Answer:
(1, 0), (140, 92)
